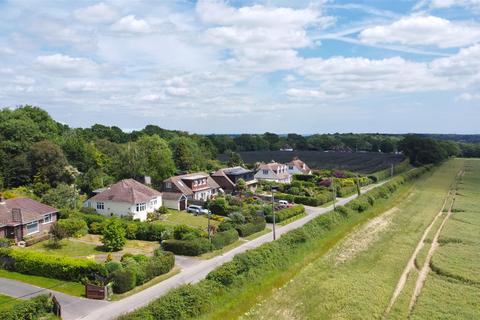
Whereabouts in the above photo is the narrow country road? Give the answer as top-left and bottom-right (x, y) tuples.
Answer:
(78, 182), (384, 320)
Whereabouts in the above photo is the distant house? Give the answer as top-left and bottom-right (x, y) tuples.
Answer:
(0, 197), (58, 243)
(163, 172), (220, 202)
(83, 179), (162, 221)
(254, 161), (292, 183)
(287, 157), (312, 175)
(212, 166), (258, 192)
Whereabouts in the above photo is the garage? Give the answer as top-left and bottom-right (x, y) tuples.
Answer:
(162, 192), (188, 211)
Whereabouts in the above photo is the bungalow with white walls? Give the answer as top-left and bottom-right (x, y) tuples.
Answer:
(83, 179), (162, 221)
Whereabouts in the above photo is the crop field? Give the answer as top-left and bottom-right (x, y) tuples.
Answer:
(240, 159), (463, 320)
(218, 150), (405, 173)
(407, 159), (480, 320)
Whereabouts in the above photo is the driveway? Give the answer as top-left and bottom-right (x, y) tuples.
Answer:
(0, 278), (109, 320)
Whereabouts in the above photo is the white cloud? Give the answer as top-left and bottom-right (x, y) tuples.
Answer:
(360, 15), (480, 48)
(110, 15), (152, 34)
(36, 54), (99, 75)
(286, 88), (346, 100)
(456, 92), (480, 101)
(140, 93), (164, 102)
(13, 76), (35, 85)
(427, 0), (480, 9)
(74, 2), (118, 24)
(165, 87), (189, 97)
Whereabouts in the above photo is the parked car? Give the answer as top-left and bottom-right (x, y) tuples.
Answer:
(187, 205), (210, 215)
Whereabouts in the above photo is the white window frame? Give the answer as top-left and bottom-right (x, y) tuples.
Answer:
(165, 182), (172, 189)
(136, 203), (146, 212)
(42, 213), (52, 224)
(26, 221), (39, 235)
(263, 169), (269, 175)
(97, 202), (105, 210)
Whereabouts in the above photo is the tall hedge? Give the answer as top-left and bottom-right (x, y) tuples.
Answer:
(266, 205), (305, 223)
(120, 166), (431, 320)
(0, 248), (106, 282)
(161, 238), (212, 256)
(212, 229), (239, 250)
(235, 219), (266, 237)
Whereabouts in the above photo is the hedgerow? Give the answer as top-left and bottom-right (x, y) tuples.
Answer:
(161, 238), (212, 256)
(212, 229), (239, 250)
(266, 205), (305, 223)
(235, 219), (266, 237)
(119, 166), (431, 320)
(0, 248), (106, 282)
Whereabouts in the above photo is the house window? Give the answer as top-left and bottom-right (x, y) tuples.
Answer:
(136, 203), (146, 212)
(26, 221), (39, 235)
(194, 181), (198, 186)
(263, 170), (269, 175)
(165, 182), (172, 189)
(151, 199), (157, 206)
(43, 213), (52, 224)
(97, 202), (105, 210)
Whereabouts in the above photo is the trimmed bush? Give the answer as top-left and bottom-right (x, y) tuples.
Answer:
(145, 251), (175, 279)
(112, 269), (136, 293)
(235, 219), (266, 237)
(0, 248), (106, 282)
(57, 218), (88, 238)
(3, 294), (53, 320)
(212, 229), (239, 250)
(266, 205), (305, 223)
(161, 238), (212, 256)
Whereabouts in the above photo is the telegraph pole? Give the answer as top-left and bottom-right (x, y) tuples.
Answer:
(331, 177), (336, 210)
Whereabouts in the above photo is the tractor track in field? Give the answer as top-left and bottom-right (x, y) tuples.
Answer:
(383, 169), (464, 318)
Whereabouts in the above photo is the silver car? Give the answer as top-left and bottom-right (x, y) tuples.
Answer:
(187, 205), (210, 215)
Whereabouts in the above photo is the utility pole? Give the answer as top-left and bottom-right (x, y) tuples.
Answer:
(271, 186), (277, 240)
(391, 164), (394, 178)
(331, 177), (336, 210)
(207, 210), (212, 242)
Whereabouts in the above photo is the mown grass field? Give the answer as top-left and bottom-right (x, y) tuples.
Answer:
(408, 159), (480, 320)
(239, 160), (463, 320)
(156, 210), (220, 230)
(218, 151), (406, 173)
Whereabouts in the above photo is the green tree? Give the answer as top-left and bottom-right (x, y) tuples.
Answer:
(170, 137), (204, 171)
(227, 151), (244, 167)
(101, 219), (126, 251)
(136, 135), (176, 187)
(235, 178), (247, 197)
(30, 140), (70, 186)
(41, 184), (80, 209)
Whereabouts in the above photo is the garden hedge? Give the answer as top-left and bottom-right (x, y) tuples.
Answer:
(212, 229), (239, 250)
(161, 238), (212, 256)
(119, 165), (432, 320)
(3, 294), (54, 320)
(266, 205), (305, 223)
(0, 248), (106, 282)
(235, 219), (266, 237)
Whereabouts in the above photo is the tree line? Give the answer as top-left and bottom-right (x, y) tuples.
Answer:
(0, 106), (478, 199)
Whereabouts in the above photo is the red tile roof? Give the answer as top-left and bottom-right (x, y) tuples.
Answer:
(90, 179), (162, 204)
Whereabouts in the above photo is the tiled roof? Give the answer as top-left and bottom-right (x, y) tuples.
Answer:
(164, 172), (220, 195)
(0, 198), (58, 226)
(287, 158), (311, 174)
(162, 192), (187, 201)
(258, 162), (285, 171)
(90, 179), (162, 204)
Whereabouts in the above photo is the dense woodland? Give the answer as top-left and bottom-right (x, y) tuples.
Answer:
(0, 106), (478, 201)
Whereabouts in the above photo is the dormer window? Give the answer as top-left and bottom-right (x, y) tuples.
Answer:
(263, 170), (269, 175)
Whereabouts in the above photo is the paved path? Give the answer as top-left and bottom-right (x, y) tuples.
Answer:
(0, 182), (384, 320)
(79, 182), (384, 320)
(0, 277), (109, 320)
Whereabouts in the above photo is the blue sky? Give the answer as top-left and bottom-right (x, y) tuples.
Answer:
(0, 0), (479, 134)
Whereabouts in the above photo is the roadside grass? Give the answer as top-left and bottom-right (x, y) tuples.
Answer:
(237, 160), (462, 320)
(156, 210), (220, 230)
(409, 159), (480, 319)
(111, 267), (181, 301)
(0, 294), (21, 311)
(0, 269), (85, 297)
(199, 228), (272, 260)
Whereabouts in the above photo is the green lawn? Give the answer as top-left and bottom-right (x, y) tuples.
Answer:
(157, 210), (220, 230)
(21, 235), (160, 262)
(237, 160), (463, 320)
(0, 269), (85, 297)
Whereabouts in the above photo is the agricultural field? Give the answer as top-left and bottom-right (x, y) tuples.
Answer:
(218, 150), (406, 173)
(407, 159), (480, 320)
(240, 159), (464, 320)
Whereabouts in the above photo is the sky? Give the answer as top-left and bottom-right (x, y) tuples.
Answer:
(0, 0), (479, 134)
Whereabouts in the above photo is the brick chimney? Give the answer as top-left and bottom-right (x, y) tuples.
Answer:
(11, 208), (22, 223)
